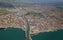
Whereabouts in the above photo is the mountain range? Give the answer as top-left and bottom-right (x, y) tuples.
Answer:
(0, 0), (63, 7)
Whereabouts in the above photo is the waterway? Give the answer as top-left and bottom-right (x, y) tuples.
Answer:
(32, 30), (63, 40)
(0, 28), (63, 40)
(0, 27), (25, 40)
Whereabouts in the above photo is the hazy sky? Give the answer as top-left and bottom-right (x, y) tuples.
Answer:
(6, 0), (63, 3)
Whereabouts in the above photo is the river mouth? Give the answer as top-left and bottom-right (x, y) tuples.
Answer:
(0, 28), (63, 40)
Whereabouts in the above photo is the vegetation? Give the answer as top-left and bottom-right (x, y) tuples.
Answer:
(50, 16), (63, 21)
(25, 12), (45, 18)
(0, 9), (8, 16)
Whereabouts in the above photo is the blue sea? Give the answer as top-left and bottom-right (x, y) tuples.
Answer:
(0, 28), (63, 40)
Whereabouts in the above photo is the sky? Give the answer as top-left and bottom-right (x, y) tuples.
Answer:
(4, 0), (63, 3)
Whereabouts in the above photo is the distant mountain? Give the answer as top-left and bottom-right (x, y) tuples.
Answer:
(5, 0), (63, 4)
(6, 0), (63, 6)
(0, 0), (63, 7)
(0, 2), (14, 8)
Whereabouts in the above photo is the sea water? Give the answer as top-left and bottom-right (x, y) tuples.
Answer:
(32, 30), (63, 40)
(0, 28), (63, 40)
(0, 28), (25, 40)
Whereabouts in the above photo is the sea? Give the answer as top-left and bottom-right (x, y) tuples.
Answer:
(0, 28), (63, 40)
